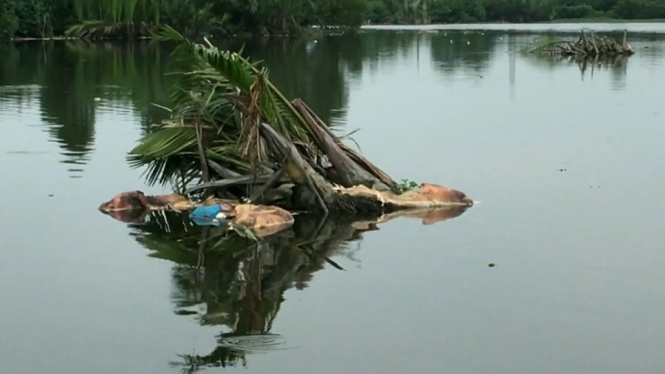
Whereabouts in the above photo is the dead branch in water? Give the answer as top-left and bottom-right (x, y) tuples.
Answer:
(526, 29), (634, 58)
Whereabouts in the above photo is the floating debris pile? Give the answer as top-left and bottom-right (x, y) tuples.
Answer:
(525, 29), (634, 57)
(99, 25), (474, 237)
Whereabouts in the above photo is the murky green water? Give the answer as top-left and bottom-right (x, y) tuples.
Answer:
(2, 23), (665, 374)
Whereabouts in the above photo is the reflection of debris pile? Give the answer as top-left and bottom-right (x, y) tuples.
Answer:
(131, 206), (470, 372)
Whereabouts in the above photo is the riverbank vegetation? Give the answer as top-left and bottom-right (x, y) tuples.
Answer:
(367, 0), (665, 24)
(0, 0), (368, 41)
(2, 0), (665, 41)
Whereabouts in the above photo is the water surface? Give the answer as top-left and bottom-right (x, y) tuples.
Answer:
(1, 24), (665, 374)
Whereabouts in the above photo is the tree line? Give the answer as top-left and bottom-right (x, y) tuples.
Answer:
(0, 0), (368, 41)
(2, 0), (665, 41)
(368, 0), (665, 24)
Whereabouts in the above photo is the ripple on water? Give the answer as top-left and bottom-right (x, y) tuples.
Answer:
(94, 85), (145, 116)
(59, 149), (93, 178)
(0, 85), (43, 119)
(95, 100), (138, 116)
(5, 151), (51, 155)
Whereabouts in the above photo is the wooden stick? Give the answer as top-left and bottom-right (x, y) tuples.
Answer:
(260, 123), (330, 215)
(195, 119), (210, 183)
(185, 173), (275, 194)
(248, 156), (288, 203)
(207, 159), (243, 179)
(297, 100), (400, 193)
(292, 99), (385, 190)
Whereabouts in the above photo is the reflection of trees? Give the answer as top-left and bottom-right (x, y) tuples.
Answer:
(214, 32), (432, 127)
(216, 37), (350, 128)
(0, 41), (173, 168)
(0, 43), (47, 85)
(333, 32), (422, 73)
(430, 30), (500, 76)
(329, 31), (424, 83)
(123, 212), (370, 372)
(0, 44), (43, 121)
(4, 30), (661, 175)
(40, 42), (97, 167)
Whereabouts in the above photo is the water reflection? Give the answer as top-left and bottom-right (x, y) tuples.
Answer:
(1, 30), (663, 175)
(125, 206), (468, 372)
(218, 31), (504, 124)
(526, 53), (631, 84)
(2, 27), (665, 373)
(216, 33), (443, 127)
(429, 31), (498, 76)
(217, 37), (350, 127)
(578, 55), (630, 87)
(0, 41), (172, 172)
(40, 42), (97, 171)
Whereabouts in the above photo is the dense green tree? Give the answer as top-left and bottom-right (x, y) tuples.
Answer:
(613, 0), (665, 18)
(0, 0), (19, 41)
(1, 0), (665, 40)
(0, 0), (370, 40)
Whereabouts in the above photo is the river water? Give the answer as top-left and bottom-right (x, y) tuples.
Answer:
(1, 23), (664, 374)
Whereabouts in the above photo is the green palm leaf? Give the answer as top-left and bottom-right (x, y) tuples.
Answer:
(128, 24), (335, 189)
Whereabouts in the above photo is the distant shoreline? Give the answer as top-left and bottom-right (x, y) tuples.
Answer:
(7, 19), (665, 42)
(360, 20), (665, 34)
(362, 19), (665, 27)
(10, 36), (152, 42)
(549, 18), (665, 23)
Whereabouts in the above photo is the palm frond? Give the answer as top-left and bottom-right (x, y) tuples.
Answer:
(127, 24), (337, 191)
(129, 125), (198, 160)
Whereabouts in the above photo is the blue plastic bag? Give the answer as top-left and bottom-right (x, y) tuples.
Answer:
(191, 216), (223, 227)
(190, 204), (222, 219)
